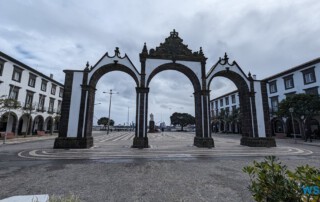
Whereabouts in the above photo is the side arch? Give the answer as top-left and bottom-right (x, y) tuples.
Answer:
(44, 116), (54, 133)
(0, 112), (18, 133)
(207, 70), (256, 138)
(89, 63), (140, 87)
(81, 63), (140, 139)
(18, 113), (33, 135)
(33, 115), (44, 134)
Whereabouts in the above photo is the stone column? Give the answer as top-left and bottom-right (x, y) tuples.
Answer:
(132, 87), (149, 148)
(240, 82), (276, 147)
(193, 90), (214, 148)
(54, 71), (94, 149)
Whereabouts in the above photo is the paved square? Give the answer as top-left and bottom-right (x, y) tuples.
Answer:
(1, 131), (319, 202)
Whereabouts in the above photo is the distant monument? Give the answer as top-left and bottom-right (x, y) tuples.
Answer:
(148, 113), (157, 133)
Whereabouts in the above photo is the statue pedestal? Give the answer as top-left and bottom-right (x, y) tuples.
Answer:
(148, 121), (156, 133)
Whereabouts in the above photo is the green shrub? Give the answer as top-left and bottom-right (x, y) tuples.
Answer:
(243, 156), (320, 202)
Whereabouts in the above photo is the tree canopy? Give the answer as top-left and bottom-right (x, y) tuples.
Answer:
(277, 94), (320, 120)
(97, 117), (115, 129)
(0, 98), (21, 114)
(170, 112), (195, 131)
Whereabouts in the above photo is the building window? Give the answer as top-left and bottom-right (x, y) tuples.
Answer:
(270, 96), (279, 113)
(269, 81), (277, 93)
(302, 67), (316, 84)
(12, 66), (23, 82)
(215, 101), (218, 109)
(220, 99), (223, 107)
(304, 87), (319, 95)
(57, 100), (62, 114)
(9, 85), (20, 100)
(48, 98), (55, 113)
(38, 94), (46, 112)
(41, 80), (47, 92)
(51, 84), (56, 95)
(225, 97), (229, 105)
(231, 94), (236, 104)
(283, 75), (294, 90)
(59, 88), (63, 97)
(0, 58), (5, 76)
(24, 91), (34, 109)
(28, 73), (37, 88)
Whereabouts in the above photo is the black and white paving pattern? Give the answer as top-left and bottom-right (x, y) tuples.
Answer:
(18, 132), (313, 160)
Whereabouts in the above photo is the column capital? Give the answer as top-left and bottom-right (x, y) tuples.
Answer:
(81, 84), (96, 91)
(136, 87), (149, 93)
(249, 90), (256, 97)
(194, 90), (210, 96)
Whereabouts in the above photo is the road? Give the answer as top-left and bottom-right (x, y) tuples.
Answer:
(0, 131), (319, 202)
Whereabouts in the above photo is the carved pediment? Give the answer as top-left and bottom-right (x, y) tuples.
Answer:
(141, 30), (206, 62)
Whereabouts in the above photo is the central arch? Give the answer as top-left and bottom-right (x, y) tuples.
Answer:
(146, 63), (201, 90)
(146, 63), (203, 140)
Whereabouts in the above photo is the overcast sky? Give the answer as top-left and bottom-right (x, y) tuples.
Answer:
(1, 0), (320, 126)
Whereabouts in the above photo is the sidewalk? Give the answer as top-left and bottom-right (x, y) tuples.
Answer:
(276, 137), (320, 147)
(0, 134), (57, 145)
(213, 133), (320, 147)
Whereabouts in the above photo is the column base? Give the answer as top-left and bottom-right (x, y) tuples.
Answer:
(132, 137), (149, 148)
(240, 137), (276, 147)
(54, 137), (93, 149)
(194, 137), (214, 148)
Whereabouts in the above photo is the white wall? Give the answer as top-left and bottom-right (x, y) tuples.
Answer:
(0, 54), (63, 133)
(267, 63), (320, 107)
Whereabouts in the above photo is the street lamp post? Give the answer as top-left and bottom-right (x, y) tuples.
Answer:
(289, 107), (296, 144)
(103, 90), (118, 135)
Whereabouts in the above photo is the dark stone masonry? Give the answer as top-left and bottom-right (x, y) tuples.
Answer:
(54, 30), (276, 149)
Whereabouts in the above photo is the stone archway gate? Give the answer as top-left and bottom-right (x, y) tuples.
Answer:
(54, 30), (276, 149)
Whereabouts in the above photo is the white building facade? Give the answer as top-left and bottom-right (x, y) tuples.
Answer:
(0, 51), (63, 136)
(210, 57), (320, 138)
(210, 90), (241, 133)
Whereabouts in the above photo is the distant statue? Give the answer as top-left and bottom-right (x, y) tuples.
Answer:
(150, 113), (154, 121)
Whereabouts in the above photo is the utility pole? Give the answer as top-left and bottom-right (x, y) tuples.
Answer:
(127, 106), (129, 126)
(103, 90), (118, 135)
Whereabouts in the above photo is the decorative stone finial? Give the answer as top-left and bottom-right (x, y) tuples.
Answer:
(224, 52), (229, 63)
(142, 42), (148, 54)
(248, 71), (252, 78)
(84, 61), (89, 71)
(115, 47), (120, 57)
(199, 47), (204, 56)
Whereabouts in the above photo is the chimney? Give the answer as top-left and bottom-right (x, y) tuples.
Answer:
(252, 74), (256, 80)
(50, 74), (53, 79)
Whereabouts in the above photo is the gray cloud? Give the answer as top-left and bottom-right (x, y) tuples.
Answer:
(1, 0), (320, 125)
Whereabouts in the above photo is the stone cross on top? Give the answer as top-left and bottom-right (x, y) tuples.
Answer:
(170, 29), (178, 37)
